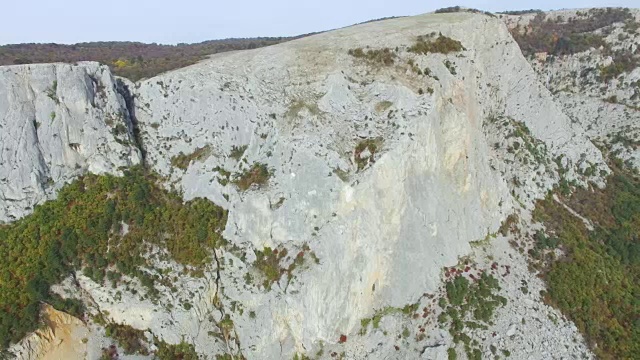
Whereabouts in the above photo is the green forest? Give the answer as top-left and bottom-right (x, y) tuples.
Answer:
(0, 38), (307, 81)
(533, 163), (640, 359)
(0, 167), (227, 349)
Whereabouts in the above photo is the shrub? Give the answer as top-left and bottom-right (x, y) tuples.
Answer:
(498, 214), (519, 236)
(105, 323), (148, 355)
(229, 145), (248, 161)
(253, 247), (287, 289)
(375, 100), (393, 112)
(447, 347), (457, 360)
(434, 7), (495, 17)
(444, 60), (457, 75)
(498, 9), (543, 15)
(445, 276), (469, 306)
(359, 302), (419, 334)
(170, 145), (212, 170)
(233, 163), (271, 191)
(348, 47), (396, 66)
(285, 99), (321, 118)
(409, 34), (465, 55)
(604, 95), (618, 103)
(112, 123), (127, 136)
(45, 80), (59, 104)
(100, 345), (118, 360)
(435, 6), (462, 14)
(354, 138), (383, 171)
(252, 245), (314, 290)
(154, 339), (199, 360)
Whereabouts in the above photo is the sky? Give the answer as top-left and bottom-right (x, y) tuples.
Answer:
(1, 0), (637, 45)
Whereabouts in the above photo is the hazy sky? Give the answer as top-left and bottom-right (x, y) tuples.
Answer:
(1, 0), (637, 45)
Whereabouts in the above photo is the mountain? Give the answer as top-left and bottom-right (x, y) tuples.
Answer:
(0, 7), (638, 360)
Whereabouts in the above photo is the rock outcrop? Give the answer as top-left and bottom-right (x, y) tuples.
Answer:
(11, 305), (92, 360)
(0, 62), (141, 222)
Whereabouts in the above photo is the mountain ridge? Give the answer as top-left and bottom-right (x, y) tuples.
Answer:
(1, 7), (638, 360)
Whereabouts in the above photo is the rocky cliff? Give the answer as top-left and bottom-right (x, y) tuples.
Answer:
(1, 8), (638, 360)
(0, 62), (141, 222)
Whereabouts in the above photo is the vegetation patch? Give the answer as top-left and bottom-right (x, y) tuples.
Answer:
(437, 273), (507, 359)
(0, 167), (227, 349)
(434, 6), (496, 17)
(492, 116), (550, 167)
(233, 163), (271, 191)
(252, 244), (318, 290)
(285, 99), (321, 118)
(154, 339), (199, 360)
(606, 129), (640, 150)
(498, 213), (519, 236)
(359, 303), (419, 334)
(511, 8), (631, 55)
(45, 80), (59, 104)
(112, 123), (128, 138)
(229, 145), (248, 161)
(409, 33), (465, 55)
(333, 168), (350, 182)
(348, 47), (396, 66)
(214, 166), (232, 186)
(1, 38), (303, 81)
(354, 138), (383, 171)
(532, 163), (640, 359)
(375, 100), (393, 113)
(444, 60), (457, 75)
(293, 353), (312, 360)
(498, 9), (542, 15)
(170, 145), (212, 170)
(599, 52), (640, 82)
(105, 323), (149, 355)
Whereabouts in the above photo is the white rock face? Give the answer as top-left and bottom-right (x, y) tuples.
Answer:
(2, 10), (621, 360)
(0, 62), (141, 222)
(128, 12), (602, 359)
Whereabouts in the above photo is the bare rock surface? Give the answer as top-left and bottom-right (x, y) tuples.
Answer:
(0, 62), (141, 222)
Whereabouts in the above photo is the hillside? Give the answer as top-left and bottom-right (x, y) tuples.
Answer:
(0, 7), (638, 360)
(0, 38), (299, 81)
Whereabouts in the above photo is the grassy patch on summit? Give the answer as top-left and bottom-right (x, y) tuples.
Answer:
(409, 33), (465, 55)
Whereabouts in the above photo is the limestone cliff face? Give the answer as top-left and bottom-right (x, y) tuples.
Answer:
(0, 62), (141, 222)
(1, 10), (621, 360)
(129, 12), (602, 358)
